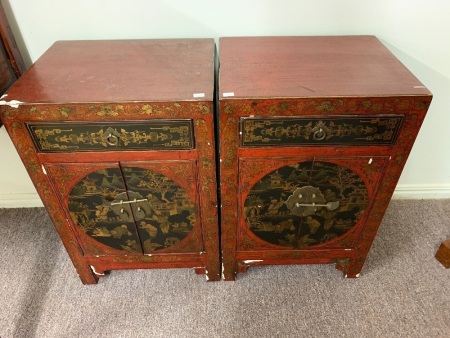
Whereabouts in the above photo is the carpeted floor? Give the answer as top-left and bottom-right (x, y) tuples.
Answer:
(1, 200), (449, 338)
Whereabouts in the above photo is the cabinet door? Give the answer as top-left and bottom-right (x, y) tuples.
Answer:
(45, 160), (202, 256)
(120, 161), (202, 254)
(45, 163), (143, 255)
(238, 156), (388, 251)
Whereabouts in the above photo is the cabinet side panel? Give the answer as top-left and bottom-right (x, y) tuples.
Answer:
(192, 110), (220, 281)
(0, 117), (98, 284)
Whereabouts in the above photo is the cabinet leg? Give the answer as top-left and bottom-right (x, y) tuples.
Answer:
(75, 264), (100, 285)
(435, 239), (450, 268)
(237, 260), (250, 274)
(205, 270), (220, 281)
(339, 257), (363, 278)
(195, 263), (220, 281)
(334, 258), (350, 274)
(194, 267), (206, 275)
(223, 272), (236, 281)
(222, 262), (237, 281)
(205, 260), (221, 281)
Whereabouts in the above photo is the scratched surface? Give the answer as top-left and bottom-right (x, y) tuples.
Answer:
(219, 36), (430, 98)
(3, 39), (215, 103)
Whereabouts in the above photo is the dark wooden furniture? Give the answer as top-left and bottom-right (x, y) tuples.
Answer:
(0, 39), (220, 284)
(0, 0), (26, 127)
(435, 239), (450, 268)
(218, 36), (432, 280)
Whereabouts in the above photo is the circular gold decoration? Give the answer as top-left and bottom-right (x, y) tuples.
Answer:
(68, 167), (195, 253)
(244, 161), (368, 248)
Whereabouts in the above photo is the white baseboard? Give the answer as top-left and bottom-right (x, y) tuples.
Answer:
(0, 194), (44, 208)
(392, 184), (450, 199)
(0, 185), (449, 208)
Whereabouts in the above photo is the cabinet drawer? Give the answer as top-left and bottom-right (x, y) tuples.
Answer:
(240, 115), (403, 147)
(27, 120), (194, 152)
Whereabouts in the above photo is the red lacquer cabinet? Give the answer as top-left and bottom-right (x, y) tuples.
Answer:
(0, 39), (220, 284)
(218, 36), (432, 280)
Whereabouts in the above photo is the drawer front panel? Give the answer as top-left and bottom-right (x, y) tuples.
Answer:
(241, 115), (403, 147)
(27, 120), (194, 152)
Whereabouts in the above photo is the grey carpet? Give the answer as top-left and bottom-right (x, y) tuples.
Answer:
(1, 200), (449, 338)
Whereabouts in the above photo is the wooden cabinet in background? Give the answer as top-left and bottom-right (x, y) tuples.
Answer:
(0, 0), (26, 127)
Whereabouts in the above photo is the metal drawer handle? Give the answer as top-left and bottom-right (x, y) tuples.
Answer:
(106, 133), (119, 146)
(313, 128), (326, 141)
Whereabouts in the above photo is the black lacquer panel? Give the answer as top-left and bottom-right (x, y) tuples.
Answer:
(68, 167), (142, 253)
(68, 166), (196, 253)
(28, 120), (194, 152)
(122, 166), (196, 254)
(244, 161), (368, 248)
(241, 116), (403, 147)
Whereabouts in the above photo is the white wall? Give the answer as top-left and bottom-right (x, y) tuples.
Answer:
(1, 0), (449, 207)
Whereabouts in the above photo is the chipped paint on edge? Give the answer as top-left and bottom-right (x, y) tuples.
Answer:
(90, 265), (105, 276)
(243, 260), (264, 264)
(0, 94), (25, 108)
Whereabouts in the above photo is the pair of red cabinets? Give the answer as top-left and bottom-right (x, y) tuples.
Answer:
(0, 37), (431, 284)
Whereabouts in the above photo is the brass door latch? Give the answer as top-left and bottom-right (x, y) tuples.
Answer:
(109, 191), (151, 221)
(285, 185), (339, 217)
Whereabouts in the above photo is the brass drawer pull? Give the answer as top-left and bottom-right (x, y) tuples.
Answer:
(106, 133), (119, 146)
(313, 128), (326, 141)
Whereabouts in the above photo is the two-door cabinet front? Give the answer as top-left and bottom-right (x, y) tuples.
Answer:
(218, 36), (432, 280)
(1, 39), (220, 284)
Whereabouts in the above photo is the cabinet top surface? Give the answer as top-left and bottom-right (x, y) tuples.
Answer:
(219, 36), (431, 99)
(3, 39), (215, 104)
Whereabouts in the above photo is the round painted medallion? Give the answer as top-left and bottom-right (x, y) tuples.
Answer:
(68, 167), (196, 253)
(244, 161), (368, 248)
